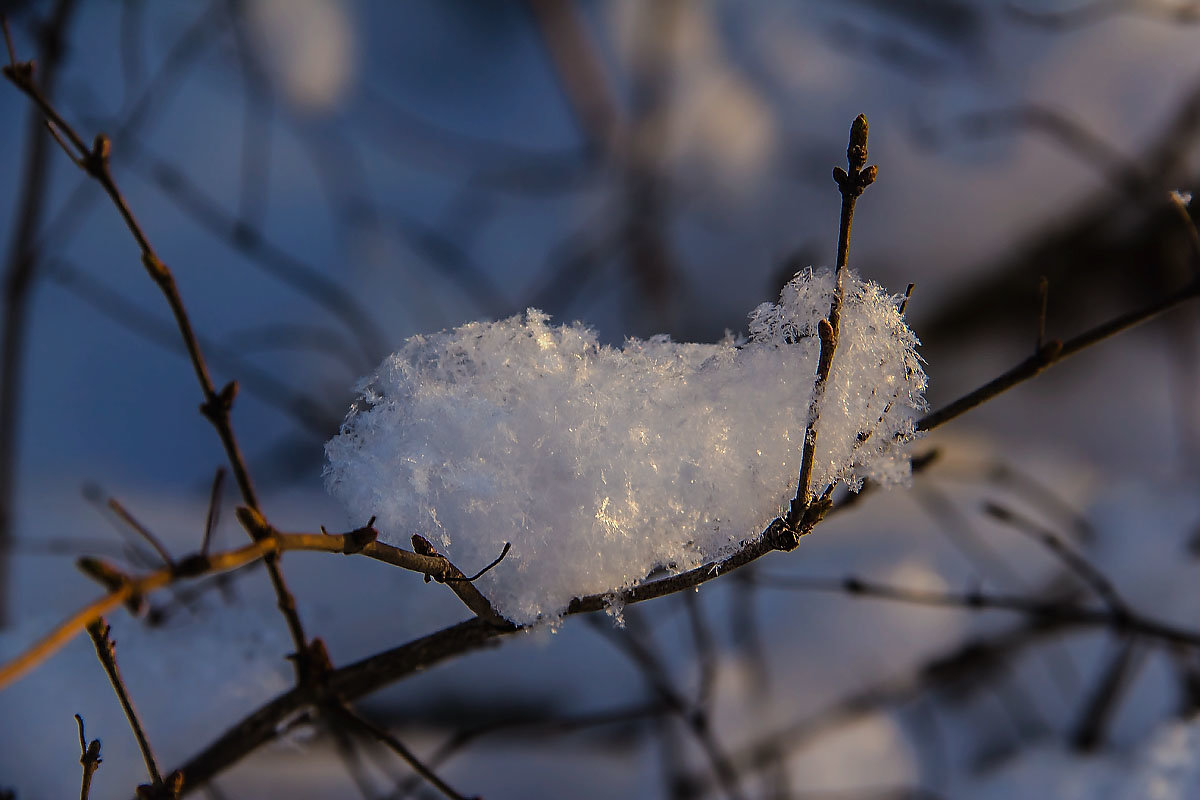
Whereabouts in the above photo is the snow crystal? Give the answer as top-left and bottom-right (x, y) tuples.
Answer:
(324, 268), (926, 625)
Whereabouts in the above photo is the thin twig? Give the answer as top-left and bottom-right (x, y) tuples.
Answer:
(329, 703), (480, 800)
(1070, 636), (1146, 751)
(443, 542), (511, 582)
(107, 498), (174, 569)
(1036, 275), (1050, 351)
(981, 501), (1127, 613)
(107, 134), (386, 368)
(917, 276), (1200, 432)
(0, 76), (1185, 800)
(527, 0), (623, 154)
(0, 15), (15, 64)
(392, 702), (666, 798)
(85, 618), (162, 786)
(1, 36), (314, 680)
(0, 519), (514, 689)
(170, 531), (1200, 800)
(407, 534), (512, 624)
(18, 474), (1187, 796)
(588, 616), (747, 800)
(327, 717), (382, 800)
(44, 259), (338, 437)
(913, 483), (1086, 699)
(76, 714), (102, 800)
(201, 468), (226, 557)
(43, 117), (82, 165)
(986, 461), (1095, 543)
(743, 572), (1200, 649)
(80, 485), (162, 570)
(914, 485), (1024, 591)
(788, 115), (877, 528)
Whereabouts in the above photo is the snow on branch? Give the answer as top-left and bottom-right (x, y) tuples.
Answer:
(324, 267), (926, 625)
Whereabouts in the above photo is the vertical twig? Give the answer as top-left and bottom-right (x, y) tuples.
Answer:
(75, 714), (102, 800)
(328, 719), (382, 800)
(526, 0), (623, 154)
(1036, 275), (1050, 351)
(201, 467), (226, 557)
(788, 115), (877, 530)
(899, 282), (915, 316)
(1071, 636), (1146, 751)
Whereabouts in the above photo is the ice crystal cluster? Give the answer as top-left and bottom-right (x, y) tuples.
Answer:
(325, 268), (926, 625)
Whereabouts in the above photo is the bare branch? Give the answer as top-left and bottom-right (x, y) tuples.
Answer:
(917, 276), (1200, 432)
(201, 468), (226, 557)
(1, 31), (315, 680)
(788, 114), (877, 529)
(408, 534), (511, 625)
(106, 498), (174, 569)
(981, 502), (1127, 613)
(1070, 637), (1146, 751)
(329, 703), (481, 800)
(443, 542), (512, 583)
(588, 615), (746, 800)
(75, 714), (102, 800)
(0, 517), (521, 688)
(85, 618), (164, 788)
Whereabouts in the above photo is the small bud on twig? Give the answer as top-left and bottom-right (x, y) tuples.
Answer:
(234, 506), (270, 541)
(848, 114), (869, 172)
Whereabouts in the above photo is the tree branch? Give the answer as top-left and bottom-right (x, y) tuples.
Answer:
(917, 275), (1200, 432)
(1, 26), (315, 682)
(788, 114), (877, 530)
(75, 714), (102, 800)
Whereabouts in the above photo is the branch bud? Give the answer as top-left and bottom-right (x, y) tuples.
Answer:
(234, 505), (270, 541)
(91, 134), (111, 162)
(847, 114), (869, 172)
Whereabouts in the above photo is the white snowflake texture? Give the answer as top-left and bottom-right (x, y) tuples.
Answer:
(324, 268), (927, 625)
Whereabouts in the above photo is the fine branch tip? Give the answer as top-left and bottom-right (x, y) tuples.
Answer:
(848, 114), (869, 171)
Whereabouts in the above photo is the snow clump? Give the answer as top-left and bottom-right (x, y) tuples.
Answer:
(325, 268), (926, 625)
